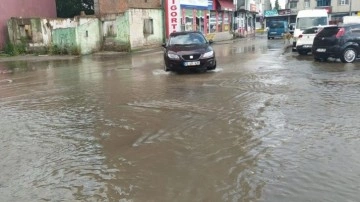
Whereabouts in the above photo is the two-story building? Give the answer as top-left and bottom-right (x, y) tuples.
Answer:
(0, 0), (56, 49)
(286, 0), (360, 24)
(235, 0), (259, 37)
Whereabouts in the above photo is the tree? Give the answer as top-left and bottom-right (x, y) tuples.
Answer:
(274, 0), (281, 10)
(56, 0), (94, 18)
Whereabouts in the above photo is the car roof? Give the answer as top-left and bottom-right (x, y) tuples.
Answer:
(169, 31), (203, 36)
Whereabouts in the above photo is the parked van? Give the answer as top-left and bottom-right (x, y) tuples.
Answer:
(343, 16), (360, 24)
(267, 21), (288, 39)
(293, 9), (329, 50)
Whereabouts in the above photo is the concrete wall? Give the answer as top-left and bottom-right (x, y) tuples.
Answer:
(0, 0), (56, 49)
(115, 13), (131, 49)
(8, 16), (102, 55)
(128, 8), (163, 50)
(77, 18), (102, 54)
(52, 28), (77, 48)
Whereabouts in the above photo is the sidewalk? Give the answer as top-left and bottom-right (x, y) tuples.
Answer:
(0, 54), (79, 63)
(0, 33), (257, 63)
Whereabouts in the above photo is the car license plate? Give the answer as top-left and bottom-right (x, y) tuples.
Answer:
(316, 48), (326, 52)
(184, 61), (200, 66)
(304, 45), (312, 48)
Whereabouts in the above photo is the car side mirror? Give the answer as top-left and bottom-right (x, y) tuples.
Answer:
(208, 40), (214, 44)
(162, 43), (166, 48)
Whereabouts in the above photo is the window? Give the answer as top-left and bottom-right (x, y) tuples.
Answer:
(305, 0), (310, 8)
(339, 0), (349, 5)
(317, 0), (330, 6)
(290, 2), (297, 9)
(144, 19), (154, 35)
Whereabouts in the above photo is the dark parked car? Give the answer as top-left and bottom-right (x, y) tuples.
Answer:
(312, 23), (360, 63)
(162, 31), (216, 72)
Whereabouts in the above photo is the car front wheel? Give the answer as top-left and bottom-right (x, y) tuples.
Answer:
(207, 62), (217, 70)
(340, 47), (357, 63)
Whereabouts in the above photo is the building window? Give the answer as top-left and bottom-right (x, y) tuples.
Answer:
(305, 0), (310, 8)
(339, 0), (349, 5)
(144, 19), (154, 35)
(317, 0), (330, 7)
(290, 2), (297, 9)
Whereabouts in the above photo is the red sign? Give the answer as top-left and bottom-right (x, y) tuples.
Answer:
(165, 0), (181, 37)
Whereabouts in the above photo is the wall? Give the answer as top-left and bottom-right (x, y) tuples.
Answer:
(52, 28), (77, 48)
(128, 8), (164, 50)
(78, 18), (102, 54)
(0, 0), (56, 49)
(115, 13), (131, 50)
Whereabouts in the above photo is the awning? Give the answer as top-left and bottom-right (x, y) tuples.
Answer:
(217, 0), (235, 11)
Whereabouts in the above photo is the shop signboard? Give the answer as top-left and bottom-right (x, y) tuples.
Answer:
(264, 10), (278, 17)
(165, 0), (181, 37)
(208, 0), (213, 10)
(180, 0), (208, 10)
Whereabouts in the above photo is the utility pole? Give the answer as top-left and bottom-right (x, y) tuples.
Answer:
(349, 0), (352, 16)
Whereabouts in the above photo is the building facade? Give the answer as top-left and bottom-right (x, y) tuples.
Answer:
(235, 0), (259, 37)
(165, 0), (237, 37)
(285, 0), (360, 24)
(94, 0), (164, 50)
(0, 0), (56, 49)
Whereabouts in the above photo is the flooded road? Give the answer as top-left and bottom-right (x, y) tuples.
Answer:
(1, 36), (360, 202)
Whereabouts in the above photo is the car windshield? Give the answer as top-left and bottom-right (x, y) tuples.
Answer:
(296, 17), (327, 30)
(169, 33), (207, 45)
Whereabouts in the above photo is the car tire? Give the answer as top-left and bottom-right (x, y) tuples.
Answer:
(298, 50), (308, 55)
(268, 37), (270, 40)
(340, 47), (357, 63)
(207, 62), (217, 70)
(164, 65), (170, 72)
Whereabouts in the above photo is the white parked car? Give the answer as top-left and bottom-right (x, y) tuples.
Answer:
(296, 26), (322, 55)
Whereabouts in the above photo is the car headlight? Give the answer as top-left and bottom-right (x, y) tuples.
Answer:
(201, 51), (214, 59)
(167, 53), (180, 60)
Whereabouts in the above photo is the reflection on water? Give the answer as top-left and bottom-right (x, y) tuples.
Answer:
(1, 38), (360, 202)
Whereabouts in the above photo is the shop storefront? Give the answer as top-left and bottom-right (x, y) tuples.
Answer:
(209, 0), (234, 33)
(165, 0), (209, 36)
(164, 0), (236, 38)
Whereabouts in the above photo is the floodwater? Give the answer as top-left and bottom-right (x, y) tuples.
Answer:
(1, 36), (360, 202)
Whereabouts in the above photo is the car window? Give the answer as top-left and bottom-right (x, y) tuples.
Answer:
(303, 27), (319, 34)
(351, 28), (360, 34)
(169, 33), (207, 45)
(316, 27), (340, 37)
(297, 17), (327, 30)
